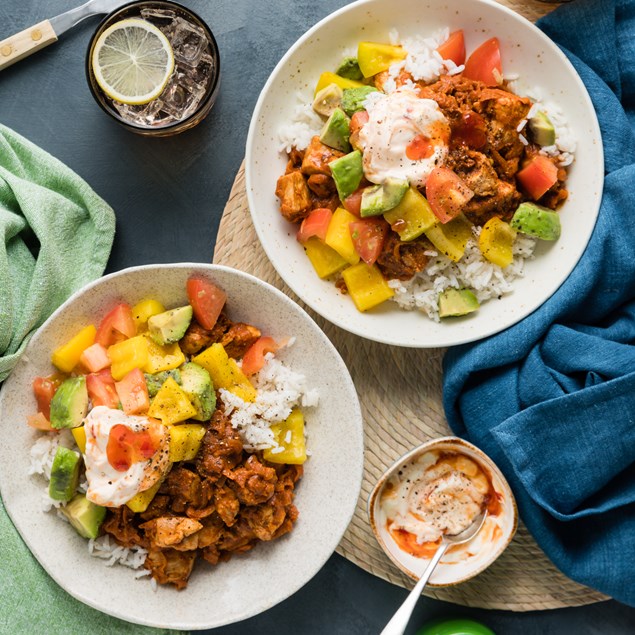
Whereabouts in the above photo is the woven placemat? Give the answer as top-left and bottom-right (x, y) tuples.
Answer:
(213, 165), (608, 611)
(212, 0), (608, 611)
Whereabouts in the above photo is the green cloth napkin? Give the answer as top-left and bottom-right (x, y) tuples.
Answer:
(0, 125), (179, 633)
(0, 123), (115, 381)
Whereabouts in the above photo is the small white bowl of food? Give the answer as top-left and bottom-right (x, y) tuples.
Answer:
(368, 436), (517, 586)
(0, 263), (364, 630)
(245, 0), (603, 347)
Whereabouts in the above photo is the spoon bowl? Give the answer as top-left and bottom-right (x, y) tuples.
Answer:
(380, 511), (489, 635)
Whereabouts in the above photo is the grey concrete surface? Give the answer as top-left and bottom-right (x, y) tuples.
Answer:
(1, 0), (634, 633)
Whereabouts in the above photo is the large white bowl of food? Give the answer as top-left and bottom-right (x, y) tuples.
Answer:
(0, 264), (364, 630)
(245, 0), (603, 347)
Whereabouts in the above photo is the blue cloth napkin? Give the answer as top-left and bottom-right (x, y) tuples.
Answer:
(443, 0), (635, 607)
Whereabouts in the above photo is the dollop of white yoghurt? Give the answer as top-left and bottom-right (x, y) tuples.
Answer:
(83, 406), (170, 507)
(381, 452), (487, 545)
(359, 89), (450, 187)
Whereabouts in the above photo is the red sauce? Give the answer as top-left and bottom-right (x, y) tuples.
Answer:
(388, 525), (441, 559)
(107, 423), (159, 472)
(406, 134), (435, 161)
(452, 111), (488, 149)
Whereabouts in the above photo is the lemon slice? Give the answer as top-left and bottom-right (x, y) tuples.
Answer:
(91, 18), (175, 105)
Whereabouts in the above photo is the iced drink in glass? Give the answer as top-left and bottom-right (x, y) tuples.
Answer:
(86, 1), (220, 136)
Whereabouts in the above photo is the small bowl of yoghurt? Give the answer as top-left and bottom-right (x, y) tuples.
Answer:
(368, 436), (517, 586)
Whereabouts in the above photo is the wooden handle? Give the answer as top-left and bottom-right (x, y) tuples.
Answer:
(0, 20), (58, 71)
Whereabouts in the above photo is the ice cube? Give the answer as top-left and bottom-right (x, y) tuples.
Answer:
(140, 7), (176, 21)
(169, 17), (208, 67)
(160, 72), (207, 119)
(110, 99), (175, 127)
(186, 53), (216, 86)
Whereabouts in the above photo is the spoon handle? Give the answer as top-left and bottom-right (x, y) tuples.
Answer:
(380, 543), (449, 635)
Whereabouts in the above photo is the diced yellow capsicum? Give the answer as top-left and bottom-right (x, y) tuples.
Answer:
(357, 42), (408, 78)
(51, 325), (97, 373)
(325, 207), (361, 266)
(107, 335), (149, 381)
(132, 299), (166, 332)
(143, 335), (186, 374)
(425, 215), (473, 262)
(303, 236), (348, 279)
(383, 187), (438, 241)
(168, 423), (206, 462)
(126, 478), (163, 513)
(342, 262), (394, 312)
(263, 409), (307, 465)
(314, 72), (365, 96)
(193, 343), (257, 403)
(478, 217), (516, 268)
(147, 377), (198, 425)
(71, 425), (86, 454)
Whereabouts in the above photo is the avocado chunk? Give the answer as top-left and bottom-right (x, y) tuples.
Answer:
(528, 111), (556, 146)
(148, 305), (193, 346)
(60, 494), (106, 540)
(329, 150), (363, 201)
(510, 202), (561, 240)
(319, 108), (351, 152)
(341, 86), (379, 117)
(144, 369), (182, 398)
(360, 177), (409, 217)
(180, 362), (216, 421)
(49, 446), (81, 501)
(50, 377), (88, 429)
(336, 57), (363, 81)
(438, 288), (480, 318)
(312, 83), (343, 117)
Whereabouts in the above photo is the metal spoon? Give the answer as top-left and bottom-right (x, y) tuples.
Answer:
(380, 511), (488, 635)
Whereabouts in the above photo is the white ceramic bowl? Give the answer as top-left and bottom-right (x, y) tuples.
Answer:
(0, 263), (364, 630)
(245, 0), (603, 347)
(368, 437), (517, 585)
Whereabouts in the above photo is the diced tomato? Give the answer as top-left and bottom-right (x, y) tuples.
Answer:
(516, 156), (558, 200)
(452, 111), (488, 149)
(350, 110), (369, 136)
(95, 304), (136, 347)
(343, 187), (364, 217)
(437, 29), (466, 66)
(187, 276), (227, 330)
(297, 208), (333, 243)
(107, 423), (160, 472)
(349, 218), (390, 266)
(115, 368), (150, 415)
(241, 336), (279, 377)
(86, 369), (120, 409)
(32, 375), (62, 419)
(406, 134), (434, 161)
(463, 37), (502, 85)
(425, 167), (475, 223)
(27, 412), (55, 431)
(79, 342), (111, 373)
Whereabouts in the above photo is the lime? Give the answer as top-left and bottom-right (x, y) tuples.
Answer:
(91, 18), (175, 105)
(416, 618), (496, 635)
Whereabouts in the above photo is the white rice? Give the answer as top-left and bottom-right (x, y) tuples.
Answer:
(278, 91), (324, 153)
(220, 350), (319, 452)
(506, 79), (576, 167)
(277, 28), (575, 321)
(88, 535), (150, 577)
(389, 227), (537, 322)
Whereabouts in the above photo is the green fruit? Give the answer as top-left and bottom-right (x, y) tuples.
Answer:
(416, 618), (496, 635)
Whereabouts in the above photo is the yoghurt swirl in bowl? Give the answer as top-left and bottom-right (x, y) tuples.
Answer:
(369, 436), (517, 586)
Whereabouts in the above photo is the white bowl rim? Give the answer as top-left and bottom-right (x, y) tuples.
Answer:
(245, 0), (604, 348)
(0, 262), (365, 629)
